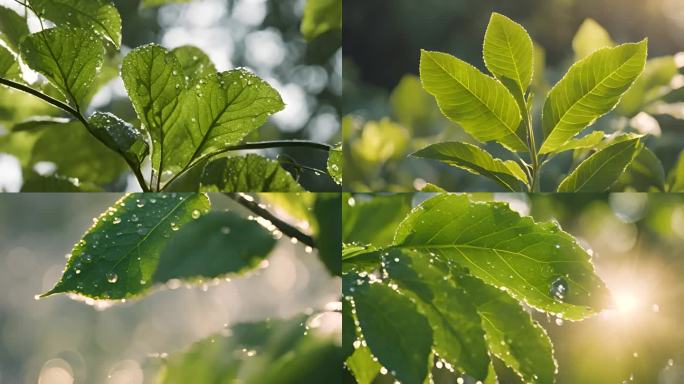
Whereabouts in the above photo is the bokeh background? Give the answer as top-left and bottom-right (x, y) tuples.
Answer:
(343, 0), (684, 191)
(0, 0), (341, 192)
(0, 193), (340, 383)
(346, 193), (684, 384)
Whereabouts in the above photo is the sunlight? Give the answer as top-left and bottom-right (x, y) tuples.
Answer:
(613, 291), (640, 315)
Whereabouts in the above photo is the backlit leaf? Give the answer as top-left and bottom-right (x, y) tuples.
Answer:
(420, 50), (526, 152)
(0, 5), (30, 53)
(571, 19), (614, 59)
(199, 154), (303, 192)
(301, 0), (342, 41)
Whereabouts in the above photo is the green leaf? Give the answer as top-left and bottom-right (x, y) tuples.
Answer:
(313, 193), (342, 276)
(342, 244), (380, 274)
(459, 274), (556, 384)
(29, 0), (122, 48)
(342, 299), (356, 359)
(0, 5), (30, 53)
(343, 194), (412, 247)
(89, 112), (149, 171)
(153, 211), (276, 283)
(557, 137), (642, 192)
(157, 315), (341, 384)
(412, 142), (529, 191)
(618, 146), (665, 192)
(420, 50), (526, 152)
(669, 151), (684, 192)
(11, 116), (71, 132)
(419, 182), (447, 192)
(327, 144), (342, 184)
(346, 347), (381, 384)
(42, 193), (211, 300)
(386, 249), (490, 380)
(571, 19), (614, 59)
(29, 121), (128, 185)
(551, 131), (604, 154)
(141, 0), (192, 8)
(619, 56), (679, 117)
(20, 27), (104, 109)
(483, 13), (534, 99)
(301, 0), (342, 41)
(199, 154), (303, 192)
(0, 45), (20, 80)
(393, 194), (610, 320)
(352, 282), (433, 384)
(122, 44), (284, 186)
(540, 41), (648, 154)
(172, 45), (216, 86)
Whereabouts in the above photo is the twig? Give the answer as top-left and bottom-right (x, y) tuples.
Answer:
(225, 193), (316, 249)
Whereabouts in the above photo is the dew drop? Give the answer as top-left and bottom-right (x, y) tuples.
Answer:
(550, 277), (568, 301)
(220, 226), (231, 235)
(170, 222), (180, 231)
(192, 210), (201, 219)
(112, 217), (121, 224)
(106, 272), (118, 283)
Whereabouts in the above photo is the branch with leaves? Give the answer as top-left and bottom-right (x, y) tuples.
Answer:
(0, 0), (341, 192)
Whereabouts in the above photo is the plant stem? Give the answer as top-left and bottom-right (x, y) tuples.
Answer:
(524, 105), (540, 192)
(0, 76), (151, 191)
(161, 140), (333, 191)
(225, 193), (316, 249)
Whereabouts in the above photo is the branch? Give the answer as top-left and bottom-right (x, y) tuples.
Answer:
(0, 76), (151, 191)
(225, 193), (316, 249)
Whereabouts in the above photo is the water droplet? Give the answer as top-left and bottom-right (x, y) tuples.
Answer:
(221, 226), (231, 235)
(106, 272), (118, 283)
(192, 210), (201, 219)
(112, 217), (121, 224)
(555, 317), (564, 326)
(170, 222), (180, 231)
(550, 277), (568, 301)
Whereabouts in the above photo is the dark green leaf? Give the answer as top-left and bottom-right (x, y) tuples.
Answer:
(386, 249), (490, 380)
(313, 193), (341, 276)
(153, 211), (276, 283)
(20, 172), (101, 192)
(20, 27), (104, 109)
(89, 112), (149, 171)
(393, 194), (611, 320)
(618, 146), (665, 192)
(41, 193), (211, 300)
(352, 282), (433, 384)
(199, 154), (303, 192)
(0, 44), (20, 80)
(30, 0), (122, 48)
(557, 137), (642, 192)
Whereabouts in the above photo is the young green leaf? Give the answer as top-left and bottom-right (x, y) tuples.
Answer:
(557, 137), (642, 192)
(199, 155), (303, 192)
(346, 347), (381, 384)
(172, 45), (216, 85)
(0, 5), (30, 53)
(483, 13), (534, 101)
(301, 0), (342, 41)
(618, 146), (666, 192)
(41, 193), (210, 300)
(540, 41), (648, 154)
(157, 315), (341, 384)
(412, 142), (529, 191)
(88, 112), (149, 172)
(571, 19), (614, 59)
(459, 274), (556, 384)
(668, 151), (684, 192)
(386, 249), (490, 380)
(343, 193), (412, 247)
(29, 0), (122, 48)
(327, 144), (342, 184)
(351, 281), (433, 384)
(20, 27), (104, 110)
(549, 131), (604, 154)
(619, 56), (678, 116)
(420, 50), (526, 152)
(153, 211), (276, 283)
(121, 44), (185, 185)
(393, 194), (610, 320)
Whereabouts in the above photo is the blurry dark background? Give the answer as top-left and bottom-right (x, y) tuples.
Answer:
(343, 0), (684, 192)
